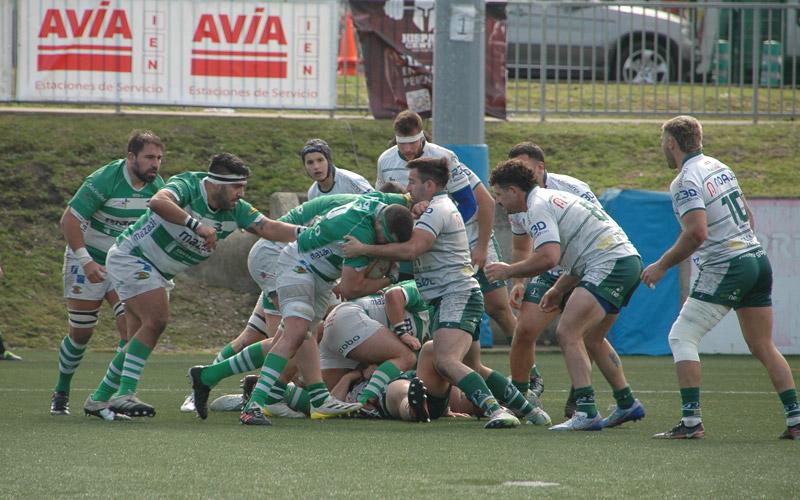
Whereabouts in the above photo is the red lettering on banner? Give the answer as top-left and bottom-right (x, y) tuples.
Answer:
(147, 59), (158, 70)
(191, 8), (288, 79)
(36, 1), (132, 73)
(303, 65), (313, 76)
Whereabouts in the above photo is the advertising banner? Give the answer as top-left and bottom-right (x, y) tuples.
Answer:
(16, 0), (337, 109)
(349, 0), (506, 119)
(0, 0), (12, 101)
(700, 198), (800, 355)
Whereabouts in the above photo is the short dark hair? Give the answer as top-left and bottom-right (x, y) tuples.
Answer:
(490, 159), (538, 192)
(393, 110), (423, 136)
(127, 130), (163, 156)
(407, 157), (449, 188)
(508, 142), (544, 163)
(662, 115), (703, 153)
(384, 205), (414, 243)
(208, 153), (250, 178)
(379, 181), (406, 194)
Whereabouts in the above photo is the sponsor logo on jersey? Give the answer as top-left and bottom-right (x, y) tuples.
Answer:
(551, 196), (567, 209)
(71, 286), (82, 294)
(134, 271), (150, 280)
(338, 335), (361, 354)
(673, 188), (698, 202)
(530, 221), (547, 236)
(705, 171), (737, 196)
(292, 265), (308, 274)
(70, 265), (79, 274)
(76, 275), (85, 284)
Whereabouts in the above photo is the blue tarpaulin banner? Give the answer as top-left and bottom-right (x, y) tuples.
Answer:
(600, 189), (680, 355)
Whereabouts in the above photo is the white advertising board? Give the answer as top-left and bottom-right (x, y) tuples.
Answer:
(16, 0), (337, 109)
(699, 198), (800, 355)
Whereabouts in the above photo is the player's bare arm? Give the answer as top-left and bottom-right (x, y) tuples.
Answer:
(148, 190), (218, 249)
(342, 228), (435, 261)
(338, 265), (390, 300)
(248, 216), (299, 243)
(471, 183), (495, 269)
(384, 286), (421, 351)
(641, 209), (707, 287)
(60, 207), (105, 283)
(485, 242), (560, 282)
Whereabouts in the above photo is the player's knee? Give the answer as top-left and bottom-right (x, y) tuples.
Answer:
(668, 298), (728, 363)
(68, 307), (100, 330)
(281, 300), (315, 324)
(397, 349), (417, 371)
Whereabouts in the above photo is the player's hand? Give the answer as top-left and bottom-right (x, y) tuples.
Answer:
(82, 261), (107, 283)
(509, 283), (525, 309)
(196, 224), (217, 250)
(470, 246), (488, 270)
(399, 334), (421, 351)
(484, 262), (510, 282)
(411, 201), (429, 219)
(539, 287), (563, 313)
(342, 235), (367, 258)
(641, 261), (666, 289)
(331, 284), (343, 300)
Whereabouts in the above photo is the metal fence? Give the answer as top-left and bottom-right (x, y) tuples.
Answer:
(3, 1), (798, 120)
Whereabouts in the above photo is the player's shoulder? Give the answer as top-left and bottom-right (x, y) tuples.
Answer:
(377, 146), (399, 165)
(85, 158), (125, 182)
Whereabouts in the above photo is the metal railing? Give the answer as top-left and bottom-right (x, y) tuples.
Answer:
(2, 1), (798, 120)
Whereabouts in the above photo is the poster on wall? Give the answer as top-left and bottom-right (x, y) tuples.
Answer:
(349, 0), (506, 119)
(16, 0), (338, 109)
(699, 198), (800, 355)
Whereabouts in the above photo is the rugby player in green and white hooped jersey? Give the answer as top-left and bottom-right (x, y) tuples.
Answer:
(183, 190), (412, 418)
(486, 159), (645, 432)
(238, 193), (415, 426)
(344, 157), (543, 429)
(50, 130), (165, 418)
(83, 153), (300, 421)
(643, 116), (800, 440)
(505, 142), (632, 424)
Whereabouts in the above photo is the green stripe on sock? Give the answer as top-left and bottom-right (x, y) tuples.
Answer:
(201, 342), (266, 387)
(307, 382), (331, 408)
(359, 361), (401, 404)
(574, 385), (597, 418)
(613, 385), (635, 409)
(485, 370), (532, 416)
(530, 365), (541, 378)
(779, 389), (800, 418)
(116, 338), (152, 396)
(92, 349), (127, 402)
(54, 336), (87, 393)
(213, 342), (237, 364)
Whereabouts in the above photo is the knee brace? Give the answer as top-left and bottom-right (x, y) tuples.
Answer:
(68, 307), (100, 330)
(247, 312), (269, 338)
(112, 301), (125, 318)
(668, 298), (729, 362)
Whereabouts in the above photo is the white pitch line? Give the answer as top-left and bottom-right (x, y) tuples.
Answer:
(503, 481), (560, 488)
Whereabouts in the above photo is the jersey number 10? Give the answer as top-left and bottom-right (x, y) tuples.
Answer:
(720, 191), (748, 225)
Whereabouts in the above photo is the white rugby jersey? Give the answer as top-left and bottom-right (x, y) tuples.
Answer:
(509, 172), (599, 236)
(375, 141), (471, 194)
(307, 166), (373, 200)
(524, 187), (639, 277)
(669, 153), (760, 267)
(413, 193), (479, 300)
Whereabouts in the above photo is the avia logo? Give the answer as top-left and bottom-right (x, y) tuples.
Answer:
(37, 1), (133, 73)
(191, 8), (288, 78)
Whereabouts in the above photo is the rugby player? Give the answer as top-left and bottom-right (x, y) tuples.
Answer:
(303, 138), (373, 200)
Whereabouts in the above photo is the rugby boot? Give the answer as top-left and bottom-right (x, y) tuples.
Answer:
(407, 377), (430, 423)
(240, 402), (272, 426)
(549, 411), (603, 431)
(109, 393), (156, 417)
(652, 420), (705, 439)
(529, 374), (544, 398)
(50, 391), (70, 416)
(484, 408), (520, 429)
(310, 398), (361, 420)
(601, 399), (646, 428)
(188, 366), (211, 420)
(525, 406), (552, 426)
(264, 401), (307, 419)
(179, 394), (195, 413)
(83, 395), (131, 421)
(241, 375), (259, 401)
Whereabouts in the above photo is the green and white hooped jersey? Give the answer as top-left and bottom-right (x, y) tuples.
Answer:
(509, 172), (599, 278)
(524, 187), (639, 277)
(414, 193), (479, 300)
(375, 141), (471, 194)
(117, 171), (262, 279)
(670, 153), (760, 268)
(296, 192), (409, 280)
(307, 166), (374, 200)
(352, 280), (433, 343)
(67, 159), (165, 264)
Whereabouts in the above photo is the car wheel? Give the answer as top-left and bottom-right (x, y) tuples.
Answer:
(616, 38), (676, 83)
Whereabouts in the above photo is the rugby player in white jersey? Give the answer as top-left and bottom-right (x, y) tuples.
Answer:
(505, 142), (637, 426)
(82, 153), (299, 420)
(344, 157), (525, 429)
(486, 159), (645, 431)
(642, 115), (799, 440)
(50, 130), (165, 416)
(303, 138), (373, 200)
